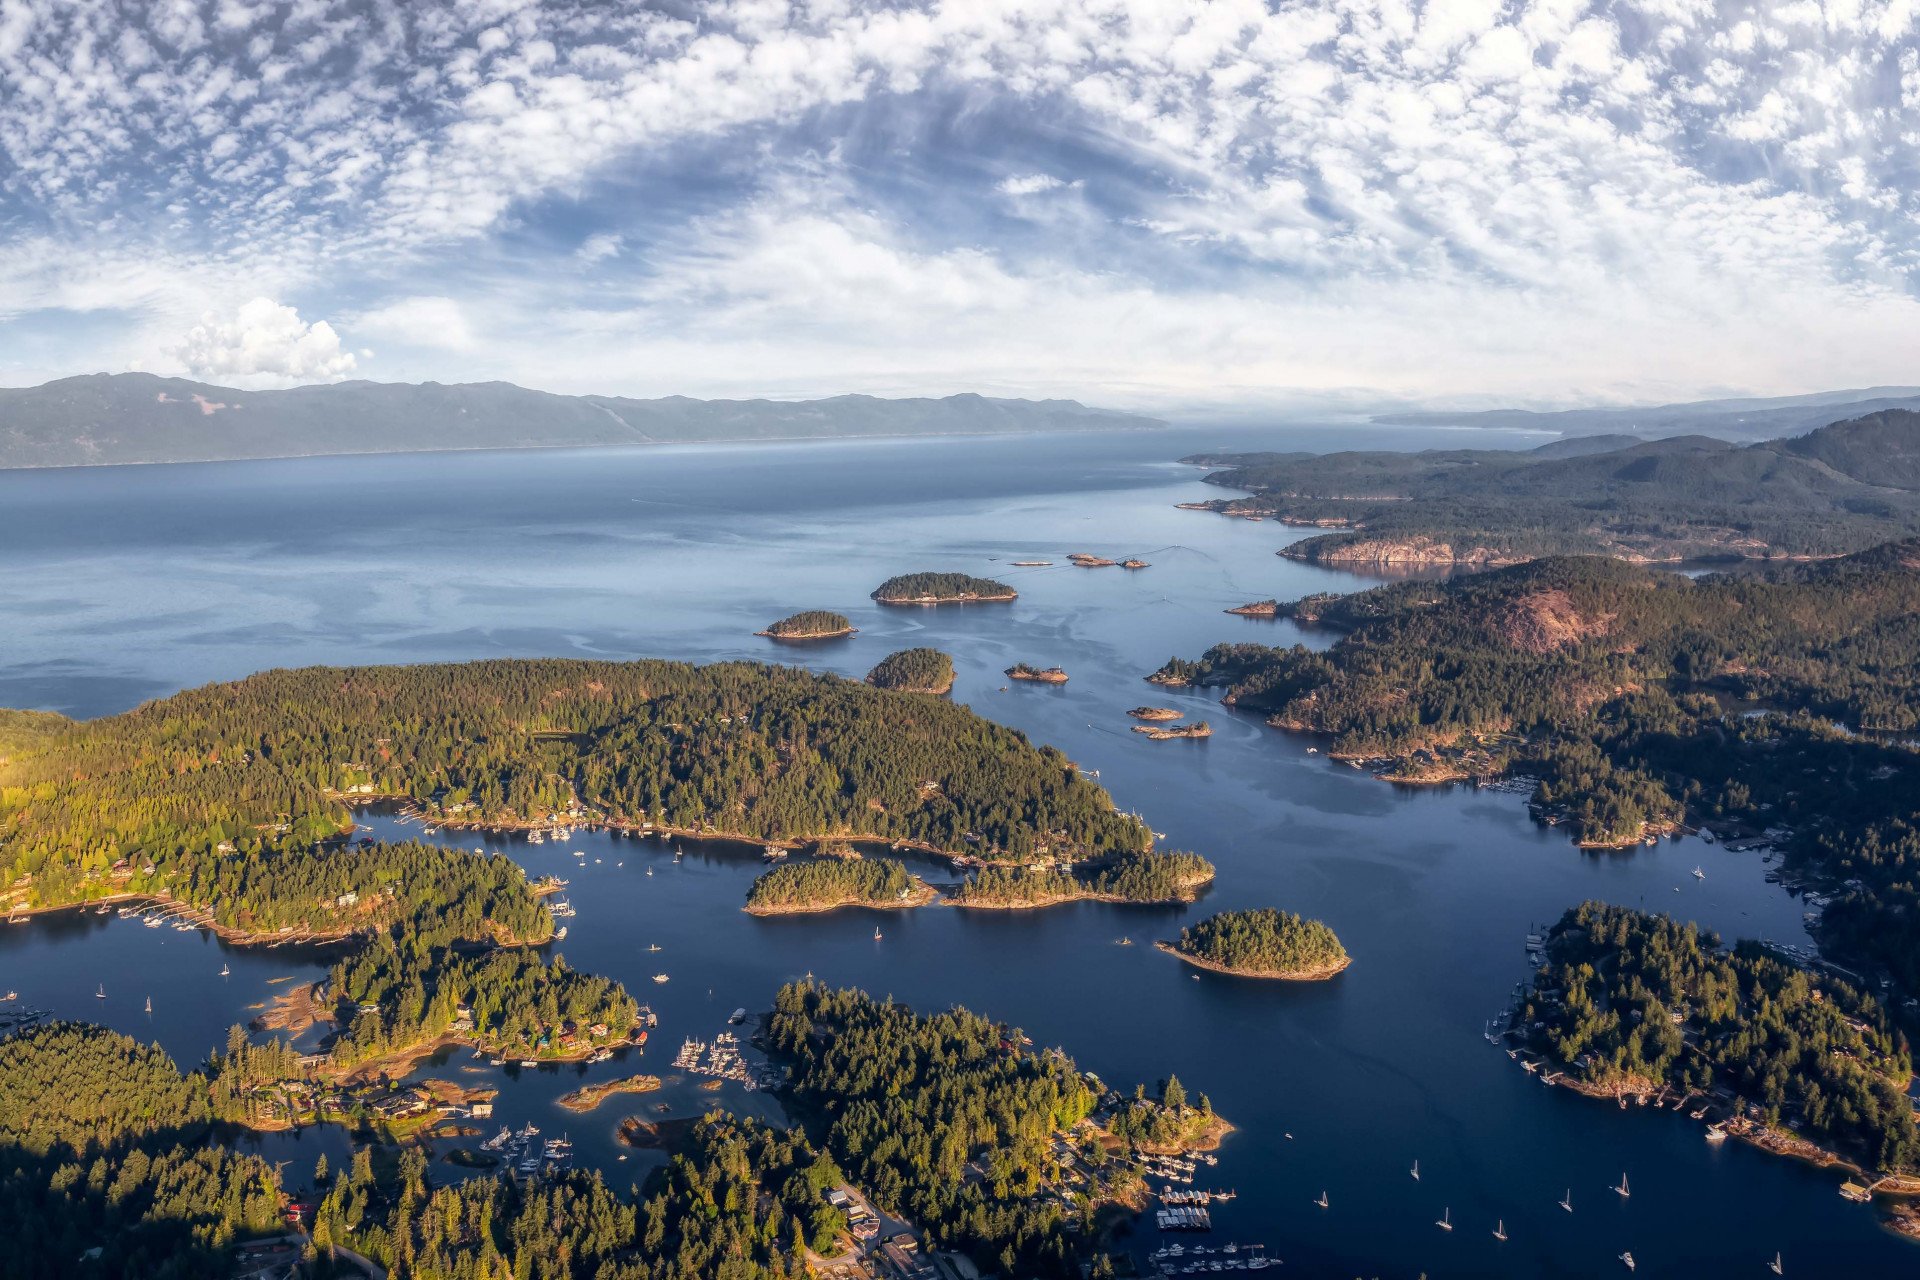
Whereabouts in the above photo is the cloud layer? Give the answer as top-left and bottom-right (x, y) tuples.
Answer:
(1, 0), (1918, 407)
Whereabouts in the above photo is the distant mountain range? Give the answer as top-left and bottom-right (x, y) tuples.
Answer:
(0, 373), (1163, 469)
(1182, 408), (1920, 566)
(1372, 386), (1920, 441)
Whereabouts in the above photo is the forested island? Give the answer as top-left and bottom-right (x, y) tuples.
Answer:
(872, 572), (1017, 604)
(1148, 543), (1920, 1004)
(745, 855), (934, 914)
(1007, 663), (1069, 683)
(946, 850), (1216, 908)
(757, 609), (856, 639)
(1133, 721), (1211, 740)
(1178, 410), (1920, 566)
(865, 646), (957, 694)
(1514, 902), (1918, 1187)
(1161, 908), (1350, 979)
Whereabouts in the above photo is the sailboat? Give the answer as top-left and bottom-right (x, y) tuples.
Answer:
(1560, 1188), (1573, 1212)
(220, 963), (231, 976)
(1493, 1219), (1507, 1242)
(647, 944), (662, 952)
(1693, 866), (1706, 880)
(1410, 1159), (1420, 1181)
(144, 997), (152, 1013)
(1436, 1207), (1452, 1231)
(1314, 1191), (1328, 1209)
(95, 983), (105, 999)
(1615, 1172), (1631, 1198)
(873, 926), (883, 941)
(1769, 1252), (1783, 1275)
(1620, 1251), (1635, 1271)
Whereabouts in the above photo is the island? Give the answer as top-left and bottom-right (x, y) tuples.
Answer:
(1006, 662), (1069, 683)
(1133, 721), (1211, 740)
(1120, 558), (1150, 569)
(865, 646), (957, 694)
(757, 609), (856, 639)
(946, 850), (1215, 909)
(871, 572), (1017, 605)
(1508, 902), (1918, 1230)
(1225, 599), (1280, 617)
(1068, 553), (1117, 567)
(744, 856), (935, 915)
(557, 1074), (662, 1113)
(1128, 706), (1183, 721)
(1160, 908), (1350, 979)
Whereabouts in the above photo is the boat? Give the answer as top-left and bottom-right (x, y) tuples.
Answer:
(1436, 1208), (1451, 1231)
(873, 927), (883, 941)
(1314, 1191), (1328, 1209)
(646, 868), (654, 877)
(1493, 1219), (1507, 1242)
(220, 963), (231, 976)
(1621, 1251), (1635, 1271)
(1706, 1123), (1727, 1142)
(1769, 1252), (1783, 1275)
(1615, 1172), (1630, 1198)
(95, 984), (105, 999)
(518, 1059), (539, 1068)
(729, 1008), (747, 1024)
(1560, 1189), (1573, 1212)
(1, 992), (14, 1002)
(653, 974), (669, 984)
(647, 944), (662, 952)
(1693, 866), (1706, 879)
(144, 997), (152, 1013)
(1410, 1159), (1419, 1181)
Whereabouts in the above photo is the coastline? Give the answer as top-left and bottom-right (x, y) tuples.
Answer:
(744, 882), (939, 916)
(756, 627), (857, 640)
(1154, 940), (1351, 981)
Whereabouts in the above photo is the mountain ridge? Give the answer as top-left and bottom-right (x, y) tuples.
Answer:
(0, 372), (1163, 469)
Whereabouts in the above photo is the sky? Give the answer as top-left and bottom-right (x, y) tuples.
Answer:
(2, 0), (1919, 413)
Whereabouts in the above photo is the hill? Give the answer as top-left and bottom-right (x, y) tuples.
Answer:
(1370, 386), (1920, 441)
(0, 372), (1163, 468)
(1155, 544), (1920, 1001)
(1183, 411), (1920, 564)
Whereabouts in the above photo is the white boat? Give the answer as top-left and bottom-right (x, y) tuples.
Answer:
(1436, 1207), (1451, 1231)
(653, 974), (669, 983)
(1693, 866), (1706, 879)
(1615, 1172), (1630, 1198)
(144, 997), (152, 1013)
(95, 984), (105, 998)
(220, 963), (231, 976)
(1314, 1191), (1328, 1208)
(1621, 1251), (1635, 1271)
(1706, 1123), (1727, 1142)
(1560, 1189), (1573, 1212)
(1410, 1159), (1419, 1181)
(647, 944), (662, 952)
(1493, 1219), (1507, 1241)
(873, 927), (883, 941)
(1769, 1252), (1783, 1275)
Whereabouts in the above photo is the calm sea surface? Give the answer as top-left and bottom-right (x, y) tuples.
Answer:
(1, 426), (1909, 1277)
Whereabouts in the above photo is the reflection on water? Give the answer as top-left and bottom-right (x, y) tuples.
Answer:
(1, 427), (1911, 1276)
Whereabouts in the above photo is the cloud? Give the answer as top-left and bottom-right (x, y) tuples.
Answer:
(2, 2), (1920, 406)
(173, 297), (356, 385)
(997, 173), (1073, 196)
(352, 295), (477, 353)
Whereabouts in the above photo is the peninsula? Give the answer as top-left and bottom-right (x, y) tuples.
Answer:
(871, 571), (1017, 605)
(756, 610), (856, 639)
(1160, 908), (1350, 979)
(1151, 543), (1920, 1006)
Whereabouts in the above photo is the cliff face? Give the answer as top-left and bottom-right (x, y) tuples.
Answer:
(1284, 535), (1520, 568)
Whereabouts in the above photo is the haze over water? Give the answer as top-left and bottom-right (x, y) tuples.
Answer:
(2, 426), (1909, 1277)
